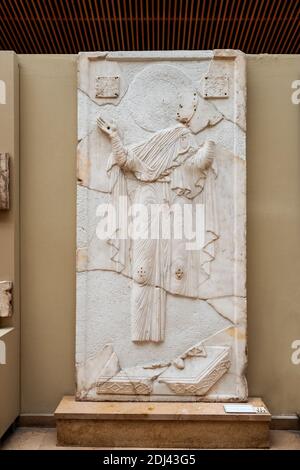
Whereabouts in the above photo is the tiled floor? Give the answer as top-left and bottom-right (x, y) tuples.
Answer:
(1, 428), (300, 450)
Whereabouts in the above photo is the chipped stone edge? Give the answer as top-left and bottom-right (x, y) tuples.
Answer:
(0, 281), (13, 317)
(0, 153), (10, 210)
(79, 49), (243, 61)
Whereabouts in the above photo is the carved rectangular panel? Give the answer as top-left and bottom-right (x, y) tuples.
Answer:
(77, 51), (247, 402)
(202, 74), (229, 98)
(95, 76), (120, 98)
(0, 281), (12, 317)
(0, 153), (9, 210)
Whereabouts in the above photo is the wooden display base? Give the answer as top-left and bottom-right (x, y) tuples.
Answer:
(55, 396), (271, 449)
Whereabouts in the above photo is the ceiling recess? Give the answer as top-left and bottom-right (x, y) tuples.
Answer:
(0, 0), (298, 54)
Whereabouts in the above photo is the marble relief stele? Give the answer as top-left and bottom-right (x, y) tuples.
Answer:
(76, 50), (247, 402)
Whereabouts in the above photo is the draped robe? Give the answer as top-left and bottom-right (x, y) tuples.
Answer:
(106, 125), (219, 342)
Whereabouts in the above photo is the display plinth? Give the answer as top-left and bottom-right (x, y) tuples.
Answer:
(55, 396), (271, 448)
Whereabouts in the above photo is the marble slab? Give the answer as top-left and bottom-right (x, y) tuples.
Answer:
(76, 50), (247, 402)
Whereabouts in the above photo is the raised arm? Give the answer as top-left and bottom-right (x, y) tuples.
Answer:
(97, 116), (127, 168)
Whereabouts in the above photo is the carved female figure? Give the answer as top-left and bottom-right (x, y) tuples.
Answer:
(97, 92), (219, 343)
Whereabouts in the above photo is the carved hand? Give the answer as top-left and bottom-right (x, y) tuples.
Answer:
(97, 115), (128, 168)
(97, 116), (117, 138)
(201, 140), (215, 169)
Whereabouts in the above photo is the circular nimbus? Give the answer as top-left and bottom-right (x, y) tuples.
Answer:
(126, 64), (195, 132)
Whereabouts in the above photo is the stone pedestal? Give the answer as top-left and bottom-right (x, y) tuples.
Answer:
(55, 396), (271, 449)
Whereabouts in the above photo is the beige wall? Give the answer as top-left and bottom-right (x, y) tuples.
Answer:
(247, 55), (300, 414)
(18, 54), (300, 416)
(19, 55), (77, 414)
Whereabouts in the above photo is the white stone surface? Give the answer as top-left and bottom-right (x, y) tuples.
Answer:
(76, 50), (247, 401)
